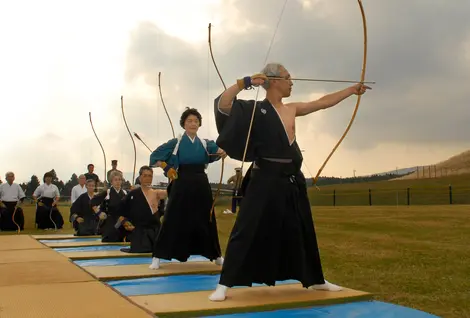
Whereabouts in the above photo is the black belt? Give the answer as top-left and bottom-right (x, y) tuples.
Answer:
(178, 164), (206, 174)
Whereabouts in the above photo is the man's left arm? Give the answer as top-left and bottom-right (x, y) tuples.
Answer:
(294, 84), (370, 117)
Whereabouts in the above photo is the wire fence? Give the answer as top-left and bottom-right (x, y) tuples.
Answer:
(309, 185), (470, 206)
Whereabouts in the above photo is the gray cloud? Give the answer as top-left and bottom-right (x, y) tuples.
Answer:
(124, 0), (470, 161)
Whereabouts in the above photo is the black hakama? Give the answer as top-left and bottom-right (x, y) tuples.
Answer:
(70, 193), (103, 236)
(0, 201), (24, 231)
(117, 188), (162, 253)
(91, 188), (132, 242)
(213, 96), (325, 288)
(35, 197), (64, 230)
(152, 164), (222, 262)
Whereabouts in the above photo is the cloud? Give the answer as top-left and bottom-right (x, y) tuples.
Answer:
(3, 0), (470, 183)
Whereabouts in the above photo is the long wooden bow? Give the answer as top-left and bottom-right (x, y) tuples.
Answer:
(89, 112), (107, 185)
(208, 22), (227, 221)
(121, 96), (137, 186)
(312, 0), (368, 187)
(158, 72), (176, 139)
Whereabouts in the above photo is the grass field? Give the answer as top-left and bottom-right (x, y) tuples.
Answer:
(2, 203), (469, 318)
(306, 174), (470, 206)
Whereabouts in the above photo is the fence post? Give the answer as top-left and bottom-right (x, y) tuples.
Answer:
(406, 188), (410, 205)
(449, 184), (452, 204)
(333, 189), (336, 206)
(368, 189), (372, 206)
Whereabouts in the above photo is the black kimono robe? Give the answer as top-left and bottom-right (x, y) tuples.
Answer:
(213, 95), (326, 288)
(70, 192), (103, 236)
(116, 188), (162, 253)
(91, 187), (131, 242)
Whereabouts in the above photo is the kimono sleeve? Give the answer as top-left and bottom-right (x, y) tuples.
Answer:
(90, 190), (107, 207)
(69, 194), (83, 222)
(149, 138), (178, 167)
(205, 140), (221, 163)
(116, 191), (132, 219)
(214, 94), (257, 161)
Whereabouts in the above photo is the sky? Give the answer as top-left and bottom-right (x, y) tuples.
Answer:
(1, 0), (469, 184)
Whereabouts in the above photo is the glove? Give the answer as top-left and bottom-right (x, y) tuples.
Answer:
(98, 212), (107, 220)
(237, 73), (268, 90)
(123, 221), (135, 231)
(160, 162), (178, 180)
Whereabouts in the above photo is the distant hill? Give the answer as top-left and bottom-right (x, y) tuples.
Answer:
(371, 167), (417, 177)
(393, 149), (470, 180)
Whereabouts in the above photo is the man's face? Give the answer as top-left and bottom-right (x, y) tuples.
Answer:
(86, 181), (95, 193)
(112, 163), (117, 169)
(6, 173), (14, 184)
(140, 169), (153, 186)
(88, 165), (94, 173)
(270, 67), (293, 97)
(111, 175), (122, 188)
(78, 176), (86, 186)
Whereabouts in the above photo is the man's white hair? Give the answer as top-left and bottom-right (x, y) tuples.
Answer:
(5, 171), (14, 178)
(260, 63), (285, 90)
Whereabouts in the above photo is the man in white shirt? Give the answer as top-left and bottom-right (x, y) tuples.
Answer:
(71, 174), (87, 204)
(0, 171), (26, 231)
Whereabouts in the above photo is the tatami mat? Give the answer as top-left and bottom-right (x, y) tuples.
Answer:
(59, 250), (151, 259)
(0, 261), (95, 287)
(0, 281), (155, 318)
(129, 284), (372, 317)
(0, 248), (69, 264)
(0, 235), (47, 250)
(84, 262), (221, 280)
(44, 241), (130, 248)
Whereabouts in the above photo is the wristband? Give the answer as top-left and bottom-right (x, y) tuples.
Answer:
(236, 76), (253, 90)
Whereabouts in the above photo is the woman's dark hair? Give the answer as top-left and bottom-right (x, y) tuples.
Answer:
(43, 172), (54, 182)
(180, 107), (202, 128)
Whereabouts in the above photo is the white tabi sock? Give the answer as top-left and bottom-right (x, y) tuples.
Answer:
(308, 279), (343, 291)
(214, 257), (224, 265)
(208, 284), (228, 301)
(149, 257), (160, 270)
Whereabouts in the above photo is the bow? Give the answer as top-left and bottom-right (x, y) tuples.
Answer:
(208, 22), (228, 221)
(12, 205), (20, 234)
(312, 0), (368, 187)
(121, 96), (137, 187)
(158, 72), (176, 139)
(89, 112), (107, 186)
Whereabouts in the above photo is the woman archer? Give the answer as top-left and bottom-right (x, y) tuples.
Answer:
(148, 107), (226, 269)
(32, 172), (65, 230)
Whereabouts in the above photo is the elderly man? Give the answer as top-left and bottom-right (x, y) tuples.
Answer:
(71, 174), (87, 204)
(0, 171), (26, 231)
(117, 166), (167, 253)
(209, 62), (370, 301)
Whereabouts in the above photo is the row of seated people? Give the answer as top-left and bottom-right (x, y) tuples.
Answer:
(70, 169), (166, 253)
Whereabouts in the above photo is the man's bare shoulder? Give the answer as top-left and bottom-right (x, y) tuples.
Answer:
(283, 102), (303, 111)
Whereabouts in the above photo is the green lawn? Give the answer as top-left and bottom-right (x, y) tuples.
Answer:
(2, 203), (469, 318)
(307, 174), (470, 206)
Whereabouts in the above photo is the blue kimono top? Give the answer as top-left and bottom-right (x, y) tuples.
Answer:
(149, 133), (221, 176)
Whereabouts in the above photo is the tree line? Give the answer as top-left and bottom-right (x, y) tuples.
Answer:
(3, 169), (411, 198)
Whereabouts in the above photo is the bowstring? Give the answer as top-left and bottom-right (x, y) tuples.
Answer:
(239, 0), (289, 172)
